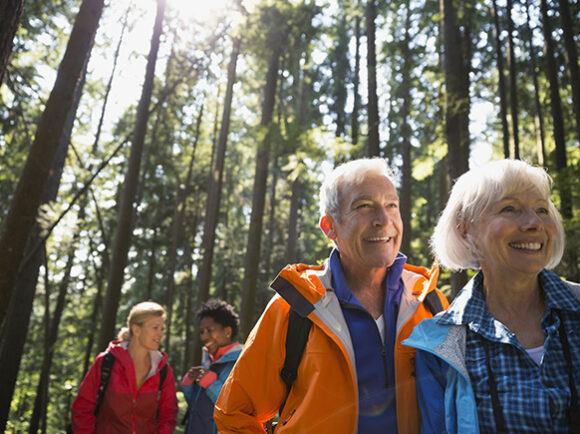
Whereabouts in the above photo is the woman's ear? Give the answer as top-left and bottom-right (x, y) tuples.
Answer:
(224, 326), (232, 340)
(457, 219), (470, 240)
(319, 215), (335, 240)
(131, 323), (141, 338)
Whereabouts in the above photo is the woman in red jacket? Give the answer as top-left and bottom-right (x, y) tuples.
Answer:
(71, 301), (178, 433)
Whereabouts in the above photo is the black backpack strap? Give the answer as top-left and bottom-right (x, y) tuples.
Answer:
(279, 309), (312, 416)
(156, 363), (168, 420)
(158, 364), (168, 392)
(423, 290), (444, 316)
(94, 352), (115, 416)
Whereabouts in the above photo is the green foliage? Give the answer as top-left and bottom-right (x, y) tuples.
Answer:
(1, 0), (579, 430)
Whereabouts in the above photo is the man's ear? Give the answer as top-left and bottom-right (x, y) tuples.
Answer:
(320, 215), (336, 240)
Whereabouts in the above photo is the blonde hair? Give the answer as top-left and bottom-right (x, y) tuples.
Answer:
(431, 159), (565, 271)
(117, 301), (165, 342)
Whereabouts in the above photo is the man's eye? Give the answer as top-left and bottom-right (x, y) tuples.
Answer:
(386, 202), (398, 209)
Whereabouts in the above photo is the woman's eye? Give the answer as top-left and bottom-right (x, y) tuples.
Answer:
(500, 206), (515, 213)
(537, 207), (549, 215)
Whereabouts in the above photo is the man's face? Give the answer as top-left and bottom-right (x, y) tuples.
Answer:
(321, 172), (403, 275)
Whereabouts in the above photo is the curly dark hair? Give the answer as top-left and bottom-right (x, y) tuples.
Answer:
(196, 299), (240, 338)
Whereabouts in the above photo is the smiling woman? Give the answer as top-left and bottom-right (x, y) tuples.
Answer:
(71, 301), (179, 433)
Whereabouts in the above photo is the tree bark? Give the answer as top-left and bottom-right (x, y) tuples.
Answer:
(97, 0), (167, 351)
(366, 0), (380, 156)
(0, 49), (89, 429)
(506, 0), (520, 159)
(491, 0), (510, 158)
(400, 0), (412, 257)
(559, 0), (580, 142)
(165, 102), (203, 355)
(440, 0), (470, 296)
(524, 0), (546, 166)
(196, 38), (240, 312)
(352, 0), (361, 147)
(539, 0), (572, 219)
(0, 0), (105, 327)
(0, 0), (25, 86)
(240, 45), (281, 338)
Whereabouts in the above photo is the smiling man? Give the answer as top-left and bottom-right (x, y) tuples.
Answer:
(214, 158), (448, 433)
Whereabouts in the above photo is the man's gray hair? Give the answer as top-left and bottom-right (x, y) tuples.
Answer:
(431, 159), (565, 271)
(319, 158), (396, 220)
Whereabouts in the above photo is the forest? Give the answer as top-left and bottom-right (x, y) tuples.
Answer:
(0, 0), (578, 431)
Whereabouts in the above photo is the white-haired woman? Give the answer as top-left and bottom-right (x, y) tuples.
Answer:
(71, 301), (178, 433)
(404, 159), (580, 433)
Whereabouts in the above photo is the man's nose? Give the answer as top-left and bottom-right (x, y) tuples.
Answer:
(373, 207), (390, 226)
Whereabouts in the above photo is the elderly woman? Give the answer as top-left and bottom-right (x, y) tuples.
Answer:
(404, 159), (580, 433)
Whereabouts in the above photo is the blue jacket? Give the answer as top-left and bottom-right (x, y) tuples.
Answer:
(403, 277), (580, 434)
(181, 343), (242, 434)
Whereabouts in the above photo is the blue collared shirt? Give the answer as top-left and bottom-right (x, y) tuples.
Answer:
(329, 248), (406, 433)
(437, 269), (580, 433)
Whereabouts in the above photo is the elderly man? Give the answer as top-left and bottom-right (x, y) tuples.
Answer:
(214, 158), (448, 433)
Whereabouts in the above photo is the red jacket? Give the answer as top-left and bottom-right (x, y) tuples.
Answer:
(71, 341), (178, 433)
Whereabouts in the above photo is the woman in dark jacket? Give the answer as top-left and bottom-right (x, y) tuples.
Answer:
(181, 299), (242, 434)
(71, 301), (178, 433)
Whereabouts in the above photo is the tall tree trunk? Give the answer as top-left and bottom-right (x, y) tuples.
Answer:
(29, 230), (79, 433)
(0, 0), (25, 86)
(400, 0), (412, 257)
(332, 14), (349, 138)
(559, 0), (580, 142)
(182, 190), (200, 370)
(366, 0), (380, 156)
(539, 0), (572, 219)
(97, 0), (167, 351)
(263, 158), (279, 285)
(240, 45), (281, 338)
(440, 0), (470, 296)
(491, 0), (510, 158)
(0, 52), (89, 430)
(164, 102), (203, 355)
(352, 0), (361, 147)
(285, 177), (301, 264)
(525, 0), (546, 166)
(506, 0), (520, 159)
(0, 0), (105, 327)
(192, 38), (240, 363)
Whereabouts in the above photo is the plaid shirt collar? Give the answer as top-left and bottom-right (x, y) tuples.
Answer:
(438, 269), (580, 344)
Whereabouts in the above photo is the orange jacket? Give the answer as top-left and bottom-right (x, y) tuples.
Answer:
(214, 261), (448, 433)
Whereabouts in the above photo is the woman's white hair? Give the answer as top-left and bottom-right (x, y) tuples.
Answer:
(319, 158), (396, 220)
(431, 159), (565, 271)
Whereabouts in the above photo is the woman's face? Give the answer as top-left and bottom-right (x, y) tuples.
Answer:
(200, 316), (232, 356)
(468, 187), (558, 280)
(133, 315), (164, 352)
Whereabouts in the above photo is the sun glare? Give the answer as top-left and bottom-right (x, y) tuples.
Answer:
(168, 0), (231, 22)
